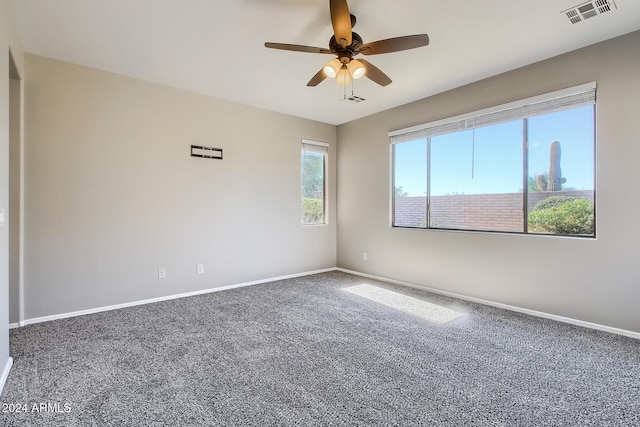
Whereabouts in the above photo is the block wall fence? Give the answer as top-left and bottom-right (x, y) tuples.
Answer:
(394, 190), (594, 231)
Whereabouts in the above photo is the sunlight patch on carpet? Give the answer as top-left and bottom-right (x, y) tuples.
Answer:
(344, 283), (466, 325)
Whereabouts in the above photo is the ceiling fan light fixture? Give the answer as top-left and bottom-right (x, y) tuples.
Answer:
(336, 66), (351, 85)
(323, 58), (341, 78)
(349, 59), (366, 79)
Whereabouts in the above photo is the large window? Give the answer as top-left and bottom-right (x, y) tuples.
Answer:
(301, 140), (328, 224)
(391, 83), (596, 237)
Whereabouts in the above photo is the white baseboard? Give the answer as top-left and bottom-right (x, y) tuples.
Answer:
(15, 266), (639, 340)
(0, 357), (13, 396)
(20, 267), (338, 327)
(337, 268), (640, 340)
(8, 323), (19, 330)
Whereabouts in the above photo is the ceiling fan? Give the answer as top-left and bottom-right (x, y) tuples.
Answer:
(264, 0), (429, 87)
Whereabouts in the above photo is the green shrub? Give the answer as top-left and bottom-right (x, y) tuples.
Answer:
(532, 196), (575, 212)
(528, 198), (594, 235)
(302, 197), (324, 224)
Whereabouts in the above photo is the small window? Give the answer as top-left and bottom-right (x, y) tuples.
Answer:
(301, 140), (328, 224)
(391, 83), (596, 237)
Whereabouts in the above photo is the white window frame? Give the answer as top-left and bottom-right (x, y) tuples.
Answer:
(301, 139), (329, 225)
(389, 82), (596, 237)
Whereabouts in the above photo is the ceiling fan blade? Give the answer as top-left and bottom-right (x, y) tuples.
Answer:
(307, 68), (328, 87)
(358, 59), (392, 86)
(330, 0), (352, 48)
(264, 42), (333, 54)
(359, 34), (429, 55)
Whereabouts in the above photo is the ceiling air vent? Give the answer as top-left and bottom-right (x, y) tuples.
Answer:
(563, 0), (617, 24)
(342, 95), (366, 103)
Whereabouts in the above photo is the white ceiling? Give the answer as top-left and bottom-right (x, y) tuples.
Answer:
(8, 0), (640, 125)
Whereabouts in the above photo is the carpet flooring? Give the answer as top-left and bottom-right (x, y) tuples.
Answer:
(1, 271), (639, 426)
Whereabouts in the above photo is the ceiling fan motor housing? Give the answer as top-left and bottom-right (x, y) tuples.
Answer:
(330, 33), (363, 64)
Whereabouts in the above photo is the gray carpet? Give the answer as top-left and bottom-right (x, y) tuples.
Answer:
(1, 271), (639, 426)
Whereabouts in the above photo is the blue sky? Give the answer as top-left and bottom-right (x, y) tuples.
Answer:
(394, 106), (595, 196)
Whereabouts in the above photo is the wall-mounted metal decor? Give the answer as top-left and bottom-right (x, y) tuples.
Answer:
(191, 145), (223, 160)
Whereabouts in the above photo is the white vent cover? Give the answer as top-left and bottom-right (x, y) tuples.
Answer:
(563, 0), (617, 24)
(342, 95), (365, 103)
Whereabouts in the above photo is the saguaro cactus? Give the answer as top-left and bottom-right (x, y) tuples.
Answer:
(547, 140), (566, 191)
(537, 140), (566, 191)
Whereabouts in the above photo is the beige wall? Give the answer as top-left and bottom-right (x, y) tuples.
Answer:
(2, 0), (25, 392)
(23, 54), (336, 320)
(337, 30), (640, 333)
(8, 78), (20, 324)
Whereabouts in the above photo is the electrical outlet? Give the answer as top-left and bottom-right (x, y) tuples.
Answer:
(362, 252), (368, 261)
(197, 264), (204, 274)
(158, 268), (166, 279)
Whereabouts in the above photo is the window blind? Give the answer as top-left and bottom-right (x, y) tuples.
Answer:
(389, 82), (596, 144)
(302, 139), (329, 153)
